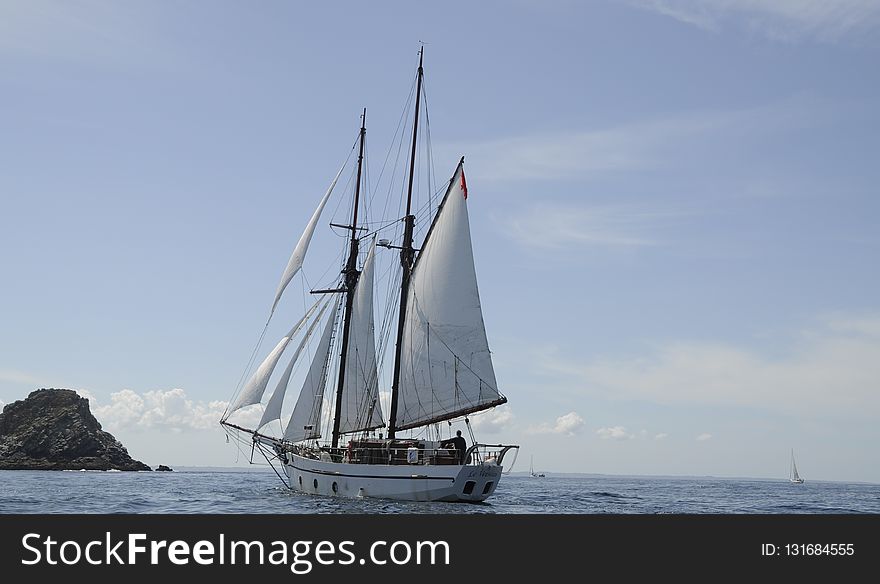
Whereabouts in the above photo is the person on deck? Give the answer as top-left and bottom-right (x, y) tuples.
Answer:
(444, 430), (467, 464)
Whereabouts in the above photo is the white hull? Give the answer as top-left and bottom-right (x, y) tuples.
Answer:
(282, 452), (503, 502)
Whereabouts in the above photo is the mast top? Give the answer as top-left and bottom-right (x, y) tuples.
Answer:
(418, 45), (424, 71)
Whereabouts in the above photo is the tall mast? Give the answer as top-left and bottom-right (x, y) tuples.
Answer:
(331, 108), (367, 449)
(388, 47), (424, 439)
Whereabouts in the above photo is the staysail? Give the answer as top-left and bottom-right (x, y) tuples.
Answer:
(283, 298), (339, 442)
(338, 240), (384, 434)
(395, 163), (506, 430)
(227, 298), (322, 416)
(256, 300), (330, 430)
(270, 164), (346, 317)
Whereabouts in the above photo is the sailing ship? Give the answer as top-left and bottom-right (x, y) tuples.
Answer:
(220, 49), (518, 502)
(529, 456), (545, 478)
(789, 449), (804, 484)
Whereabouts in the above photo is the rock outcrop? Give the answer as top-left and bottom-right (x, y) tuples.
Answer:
(0, 388), (151, 471)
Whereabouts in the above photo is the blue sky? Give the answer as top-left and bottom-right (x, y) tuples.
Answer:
(1, 0), (879, 482)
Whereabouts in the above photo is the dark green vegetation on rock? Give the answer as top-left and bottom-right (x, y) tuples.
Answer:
(0, 388), (150, 471)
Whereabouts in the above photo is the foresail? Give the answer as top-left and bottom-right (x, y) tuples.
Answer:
(284, 298), (339, 442)
(257, 300), (330, 431)
(395, 164), (505, 431)
(270, 164), (345, 317)
(338, 240), (384, 434)
(227, 298), (322, 416)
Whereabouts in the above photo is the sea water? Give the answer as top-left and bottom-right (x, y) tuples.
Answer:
(1, 469), (877, 514)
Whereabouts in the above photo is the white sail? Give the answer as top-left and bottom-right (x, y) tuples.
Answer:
(270, 164), (345, 317)
(338, 240), (384, 434)
(396, 163), (505, 430)
(284, 298), (339, 442)
(227, 298), (322, 416)
(257, 300), (330, 430)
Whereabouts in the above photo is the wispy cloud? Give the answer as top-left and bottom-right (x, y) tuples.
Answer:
(452, 96), (828, 182)
(0, 369), (45, 386)
(529, 411), (586, 435)
(0, 1), (177, 68)
(627, 0), (880, 43)
(534, 312), (880, 419)
(501, 202), (682, 250)
(696, 432), (713, 441)
(597, 425), (635, 440)
(654, 432), (669, 440)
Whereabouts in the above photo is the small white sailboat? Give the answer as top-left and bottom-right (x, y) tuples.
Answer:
(529, 456), (545, 478)
(220, 48), (518, 502)
(789, 449), (804, 484)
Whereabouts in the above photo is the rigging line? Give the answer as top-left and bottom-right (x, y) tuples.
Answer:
(415, 302), (502, 395)
(328, 162), (360, 237)
(321, 301), (344, 444)
(293, 131), (360, 300)
(375, 72), (418, 227)
(420, 78), (437, 212)
(302, 236), (348, 293)
(223, 322), (270, 420)
(256, 441), (290, 488)
(306, 300), (339, 442)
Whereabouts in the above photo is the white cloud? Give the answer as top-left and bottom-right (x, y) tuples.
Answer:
(88, 388), (234, 432)
(536, 313), (880, 420)
(696, 433), (713, 441)
(529, 411), (585, 436)
(628, 0), (880, 43)
(469, 406), (515, 434)
(597, 426), (635, 440)
(74, 388), (97, 403)
(654, 433), (669, 440)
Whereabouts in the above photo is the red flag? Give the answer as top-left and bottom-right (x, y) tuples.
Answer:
(460, 170), (468, 199)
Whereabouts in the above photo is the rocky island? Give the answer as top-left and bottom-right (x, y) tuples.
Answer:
(0, 388), (151, 471)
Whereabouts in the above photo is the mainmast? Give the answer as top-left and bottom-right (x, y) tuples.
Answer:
(330, 108), (367, 448)
(388, 47), (424, 439)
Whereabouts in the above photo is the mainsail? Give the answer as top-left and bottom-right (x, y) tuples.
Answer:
(270, 164), (345, 317)
(395, 163), (506, 430)
(227, 298), (322, 416)
(283, 298), (339, 442)
(338, 239), (384, 434)
(257, 300), (331, 430)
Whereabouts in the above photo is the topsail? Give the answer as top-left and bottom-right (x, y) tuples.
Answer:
(270, 164), (345, 317)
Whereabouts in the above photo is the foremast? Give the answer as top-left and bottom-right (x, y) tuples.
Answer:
(330, 109), (367, 448)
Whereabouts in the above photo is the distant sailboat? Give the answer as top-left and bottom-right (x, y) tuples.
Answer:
(789, 449), (804, 484)
(530, 456), (545, 478)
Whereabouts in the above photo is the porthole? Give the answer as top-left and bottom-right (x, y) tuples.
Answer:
(482, 481), (494, 495)
(463, 480), (476, 495)
(313, 478), (318, 489)
(332, 481), (338, 493)
(298, 476), (302, 486)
